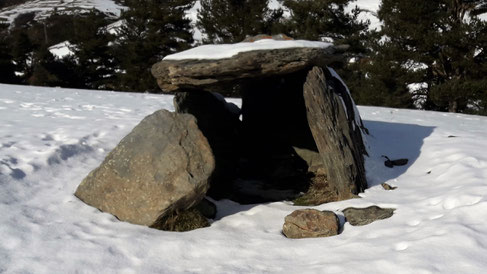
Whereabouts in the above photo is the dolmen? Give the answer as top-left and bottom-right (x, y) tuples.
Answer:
(75, 37), (369, 231)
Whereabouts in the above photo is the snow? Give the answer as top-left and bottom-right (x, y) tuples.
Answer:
(106, 20), (124, 35)
(48, 41), (74, 59)
(0, 0), (125, 23)
(185, 1), (203, 42)
(348, 0), (381, 30)
(164, 39), (333, 60)
(1, 83), (487, 273)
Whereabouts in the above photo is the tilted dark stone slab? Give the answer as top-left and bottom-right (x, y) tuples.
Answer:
(303, 67), (367, 201)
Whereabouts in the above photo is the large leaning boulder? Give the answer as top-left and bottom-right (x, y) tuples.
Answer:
(75, 110), (215, 228)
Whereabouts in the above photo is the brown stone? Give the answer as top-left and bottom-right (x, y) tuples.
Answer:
(75, 110), (215, 228)
(174, 91), (241, 198)
(283, 209), (340, 239)
(151, 47), (344, 95)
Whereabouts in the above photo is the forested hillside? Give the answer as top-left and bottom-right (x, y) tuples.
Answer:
(1, 0), (486, 115)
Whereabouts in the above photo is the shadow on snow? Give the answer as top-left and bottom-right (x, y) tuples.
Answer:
(363, 120), (435, 187)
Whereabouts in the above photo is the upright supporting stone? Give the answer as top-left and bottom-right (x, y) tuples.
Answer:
(174, 90), (241, 198)
(303, 67), (367, 200)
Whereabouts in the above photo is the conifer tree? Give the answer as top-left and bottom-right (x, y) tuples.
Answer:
(114, 0), (195, 92)
(27, 44), (78, 88)
(282, 0), (370, 107)
(377, 0), (487, 113)
(70, 11), (116, 89)
(28, 45), (62, 86)
(0, 23), (17, 84)
(282, 0), (368, 50)
(10, 30), (35, 83)
(198, 0), (283, 43)
(344, 35), (416, 108)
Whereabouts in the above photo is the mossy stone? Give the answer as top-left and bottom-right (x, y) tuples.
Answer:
(151, 208), (210, 232)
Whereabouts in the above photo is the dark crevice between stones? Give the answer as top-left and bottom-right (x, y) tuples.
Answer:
(174, 70), (334, 205)
(235, 71), (317, 204)
(173, 65), (368, 207)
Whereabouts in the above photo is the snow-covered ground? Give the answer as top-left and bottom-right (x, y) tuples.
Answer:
(1, 83), (487, 273)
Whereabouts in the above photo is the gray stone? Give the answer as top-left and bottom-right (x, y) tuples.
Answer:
(75, 110), (215, 228)
(174, 91), (241, 198)
(283, 209), (340, 239)
(292, 147), (325, 174)
(302, 66), (367, 201)
(151, 47), (344, 95)
(343, 206), (395, 226)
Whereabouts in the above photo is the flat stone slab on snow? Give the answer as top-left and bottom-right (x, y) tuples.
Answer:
(283, 209), (340, 239)
(151, 41), (344, 93)
(343, 206), (395, 226)
(75, 110), (214, 228)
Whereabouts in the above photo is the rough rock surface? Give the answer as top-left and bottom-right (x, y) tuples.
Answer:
(151, 47), (344, 94)
(174, 91), (241, 198)
(75, 110), (215, 227)
(293, 175), (342, 206)
(283, 209), (340, 239)
(343, 206), (395, 226)
(292, 147), (324, 174)
(303, 67), (367, 201)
